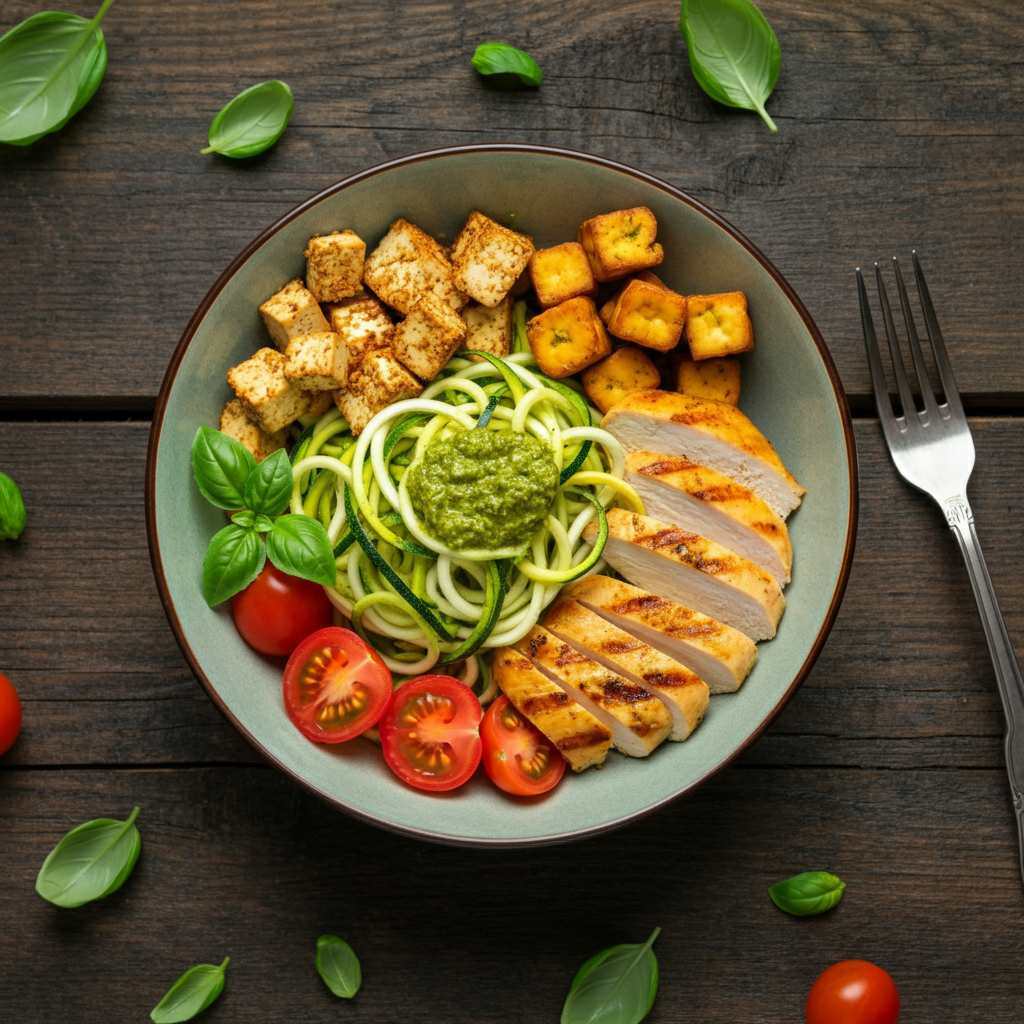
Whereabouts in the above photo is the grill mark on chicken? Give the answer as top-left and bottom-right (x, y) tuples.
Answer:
(596, 637), (645, 656)
(519, 691), (571, 715)
(552, 643), (591, 669)
(557, 729), (619, 753)
(526, 633), (549, 658)
(600, 676), (654, 707)
(634, 455), (700, 476)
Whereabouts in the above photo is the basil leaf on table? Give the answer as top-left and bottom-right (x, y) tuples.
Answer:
(561, 927), (660, 1024)
(679, 0), (781, 132)
(201, 80), (294, 158)
(266, 514), (336, 586)
(316, 935), (362, 998)
(243, 447), (293, 518)
(202, 523), (265, 607)
(0, 0), (114, 146)
(191, 425), (256, 511)
(471, 43), (543, 87)
(35, 806), (141, 908)
(769, 871), (846, 916)
(150, 957), (229, 1023)
(0, 471), (27, 540)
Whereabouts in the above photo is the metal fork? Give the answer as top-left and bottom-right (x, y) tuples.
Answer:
(858, 253), (1024, 887)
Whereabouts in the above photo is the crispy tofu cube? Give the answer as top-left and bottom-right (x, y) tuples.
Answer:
(363, 218), (467, 315)
(577, 207), (664, 283)
(304, 390), (336, 419)
(462, 296), (512, 360)
(219, 398), (289, 463)
(392, 292), (467, 380)
(258, 278), (331, 352)
(685, 291), (754, 360)
(226, 347), (312, 434)
(599, 271), (667, 323)
(283, 332), (349, 392)
(326, 295), (395, 361)
(450, 210), (535, 307)
(606, 278), (687, 352)
(582, 346), (662, 414)
(528, 242), (598, 309)
(526, 296), (611, 379)
(303, 230), (366, 302)
(334, 349), (423, 435)
(676, 357), (741, 405)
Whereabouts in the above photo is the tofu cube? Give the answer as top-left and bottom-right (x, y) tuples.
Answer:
(463, 296), (512, 360)
(283, 332), (349, 392)
(219, 398), (289, 463)
(334, 349), (423, 435)
(450, 210), (535, 307)
(226, 347), (312, 434)
(578, 207), (664, 283)
(606, 278), (687, 352)
(526, 296), (611, 379)
(258, 278), (331, 352)
(582, 346), (662, 414)
(676, 357), (741, 405)
(528, 242), (598, 309)
(392, 291), (467, 380)
(326, 295), (395, 361)
(599, 270), (667, 323)
(303, 230), (366, 302)
(685, 292), (754, 360)
(304, 390), (336, 419)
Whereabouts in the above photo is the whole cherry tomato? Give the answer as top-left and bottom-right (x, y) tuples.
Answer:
(0, 672), (23, 756)
(806, 959), (899, 1024)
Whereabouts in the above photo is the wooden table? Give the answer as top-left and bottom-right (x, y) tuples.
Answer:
(3, 1), (1023, 1019)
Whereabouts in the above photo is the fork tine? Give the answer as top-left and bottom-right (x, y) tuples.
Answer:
(874, 263), (919, 421)
(892, 256), (941, 419)
(857, 267), (901, 436)
(912, 251), (967, 421)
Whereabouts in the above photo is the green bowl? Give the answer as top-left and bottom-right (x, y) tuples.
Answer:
(146, 145), (857, 847)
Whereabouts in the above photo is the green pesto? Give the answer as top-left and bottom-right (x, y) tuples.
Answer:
(407, 429), (559, 551)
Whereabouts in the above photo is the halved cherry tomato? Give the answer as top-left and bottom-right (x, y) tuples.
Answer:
(282, 627), (392, 743)
(378, 675), (482, 792)
(480, 695), (565, 796)
(232, 562), (333, 657)
(0, 672), (22, 756)
(806, 960), (900, 1024)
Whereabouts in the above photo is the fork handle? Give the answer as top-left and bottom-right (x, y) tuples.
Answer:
(945, 495), (1024, 882)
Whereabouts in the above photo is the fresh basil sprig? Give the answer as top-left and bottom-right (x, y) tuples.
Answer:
(316, 935), (362, 998)
(471, 43), (543, 87)
(561, 927), (660, 1024)
(0, 0), (114, 146)
(679, 0), (780, 132)
(202, 80), (294, 158)
(0, 471), (27, 540)
(768, 871), (846, 916)
(150, 957), (229, 1023)
(35, 806), (141, 908)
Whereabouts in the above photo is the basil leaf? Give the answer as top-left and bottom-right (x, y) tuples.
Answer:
(0, 0), (114, 146)
(266, 514), (336, 586)
(253, 514), (274, 533)
(35, 806), (141, 908)
(202, 524), (265, 607)
(201, 80), (294, 158)
(231, 510), (255, 528)
(768, 871), (846, 916)
(679, 0), (780, 132)
(471, 43), (542, 87)
(243, 448), (293, 517)
(0, 471), (27, 540)
(562, 928), (660, 1024)
(316, 935), (361, 999)
(191, 425), (256, 511)
(150, 957), (229, 1023)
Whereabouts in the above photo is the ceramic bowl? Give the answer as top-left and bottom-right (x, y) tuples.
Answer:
(146, 145), (857, 847)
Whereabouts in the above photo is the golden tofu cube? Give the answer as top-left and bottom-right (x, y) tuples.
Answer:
(598, 270), (667, 323)
(463, 296), (512, 360)
(226, 347), (312, 434)
(676, 357), (741, 405)
(526, 296), (611, 379)
(283, 332), (349, 392)
(258, 278), (331, 352)
(450, 210), (535, 307)
(334, 349), (423, 435)
(582, 346), (662, 414)
(528, 242), (598, 309)
(685, 292), (754, 360)
(392, 291), (467, 380)
(304, 390), (336, 419)
(219, 398), (288, 463)
(577, 207), (664, 283)
(606, 278), (687, 353)
(304, 230), (366, 302)
(326, 295), (394, 361)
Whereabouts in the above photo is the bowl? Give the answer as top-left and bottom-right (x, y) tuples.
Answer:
(146, 144), (858, 847)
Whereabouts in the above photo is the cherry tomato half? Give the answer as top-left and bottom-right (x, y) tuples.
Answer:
(283, 627), (392, 743)
(232, 562), (333, 657)
(806, 960), (900, 1024)
(379, 675), (483, 792)
(0, 672), (22, 756)
(480, 695), (565, 796)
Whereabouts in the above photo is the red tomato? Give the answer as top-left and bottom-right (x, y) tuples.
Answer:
(282, 628), (392, 743)
(480, 695), (565, 796)
(806, 960), (900, 1024)
(231, 562), (333, 657)
(0, 672), (22, 756)
(379, 675), (483, 792)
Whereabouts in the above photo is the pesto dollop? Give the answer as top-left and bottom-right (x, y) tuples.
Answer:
(406, 429), (559, 551)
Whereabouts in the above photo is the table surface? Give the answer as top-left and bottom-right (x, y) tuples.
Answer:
(3, 1), (1024, 1020)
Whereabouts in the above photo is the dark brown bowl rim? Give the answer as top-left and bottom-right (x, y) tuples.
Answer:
(145, 142), (859, 848)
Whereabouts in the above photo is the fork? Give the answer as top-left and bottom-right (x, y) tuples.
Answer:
(858, 253), (1024, 887)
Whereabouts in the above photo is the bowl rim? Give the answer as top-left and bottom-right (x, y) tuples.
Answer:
(145, 142), (859, 847)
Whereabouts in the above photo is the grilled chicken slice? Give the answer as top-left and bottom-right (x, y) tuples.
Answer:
(544, 598), (709, 741)
(513, 626), (673, 757)
(625, 451), (793, 585)
(492, 646), (612, 772)
(603, 390), (805, 519)
(584, 509), (785, 640)
(562, 575), (756, 694)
